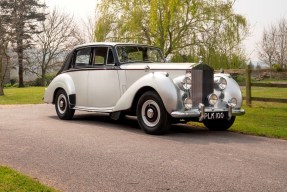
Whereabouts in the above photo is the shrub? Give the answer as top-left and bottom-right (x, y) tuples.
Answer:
(273, 64), (283, 72)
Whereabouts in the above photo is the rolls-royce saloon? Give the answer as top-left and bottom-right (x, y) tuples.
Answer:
(44, 42), (245, 135)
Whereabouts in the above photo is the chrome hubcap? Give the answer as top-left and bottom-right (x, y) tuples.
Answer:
(60, 100), (64, 108)
(57, 94), (67, 114)
(141, 100), (160, 127)
(147, 108), (154, 119)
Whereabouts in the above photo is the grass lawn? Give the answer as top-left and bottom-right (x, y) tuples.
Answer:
(0, 166), (59, 192)
(241, 86), (287, 99)
(0, 87), (45, 105)
(231, 102), (287, 140)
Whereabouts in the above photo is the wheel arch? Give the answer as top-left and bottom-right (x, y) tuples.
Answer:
(44, 73), (76, 106)
(53, 88), (76, 108)
(113, 72), (183, 114)
(129, 86), (157, 115)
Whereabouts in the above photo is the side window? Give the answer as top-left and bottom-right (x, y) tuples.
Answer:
(147, 49), (162, 62)
(93, 47), (108, 65)
(75, 48), (91, 68)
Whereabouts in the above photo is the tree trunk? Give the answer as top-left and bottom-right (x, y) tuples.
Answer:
(41, 67), (46, 86)
(17, 39), (25, 88)
(0, 55), (4, 96)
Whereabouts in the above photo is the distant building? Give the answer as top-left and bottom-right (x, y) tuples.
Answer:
(0, 47), (10, 84)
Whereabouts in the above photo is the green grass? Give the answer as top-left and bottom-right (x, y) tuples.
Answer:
(231, 102), (287, 139)
(241, 87), (287, 99)
(0, 87), (45, 105)
(253, 78), (287, 83)
(0, 166), (59, 192)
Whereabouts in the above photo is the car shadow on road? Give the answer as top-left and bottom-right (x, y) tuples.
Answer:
(49, 112), (264, 145)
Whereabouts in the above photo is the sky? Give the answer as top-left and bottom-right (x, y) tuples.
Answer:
(43, 0), (287, 62)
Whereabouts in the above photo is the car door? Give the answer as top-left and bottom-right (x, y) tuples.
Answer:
(69, 47), (92, 107)
(87, 46), (121, 110)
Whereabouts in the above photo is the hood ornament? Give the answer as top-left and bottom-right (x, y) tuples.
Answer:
(199, 56), (203, 64)
(144, 65), (150, 72)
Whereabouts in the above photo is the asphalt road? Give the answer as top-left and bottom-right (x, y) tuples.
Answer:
(0, 104), (287, 192)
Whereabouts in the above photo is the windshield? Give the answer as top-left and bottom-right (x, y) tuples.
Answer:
(116, 45), (165, 63)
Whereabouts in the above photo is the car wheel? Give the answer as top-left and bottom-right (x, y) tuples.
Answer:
(203, 116), (236, 131)
(137, 91), (171, 135)
(55, 89), (75, 120)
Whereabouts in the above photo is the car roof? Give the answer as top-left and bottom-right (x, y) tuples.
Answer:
(74, 42), (156, 49)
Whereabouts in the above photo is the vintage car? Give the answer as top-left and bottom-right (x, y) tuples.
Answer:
(44, 42), (245, 135)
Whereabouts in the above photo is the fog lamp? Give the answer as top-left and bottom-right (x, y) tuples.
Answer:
(184, 98), (193, 110)
(208, 93), (218, 106)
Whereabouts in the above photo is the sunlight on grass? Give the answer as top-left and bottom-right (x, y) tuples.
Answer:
(0, 87), (45, 105)
(0, 166), (59, 192)
(231, 102), (287, 140)
(241, 87), (287, 99)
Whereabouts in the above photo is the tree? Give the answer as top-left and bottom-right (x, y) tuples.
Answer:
(0, 0), (46, 87)
(0, 15), (10, 96)
(25, 8), (79, 86)
(258, 18), (287, 69)
(78, 16), (97, 43)
(258, 25), (277, 69)
(94, 0), (247, 69)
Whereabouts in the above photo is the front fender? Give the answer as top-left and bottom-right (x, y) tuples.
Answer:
(214, 73), (243, 108)
(44, 73), (76, 104)
(113, 72), (183, 114)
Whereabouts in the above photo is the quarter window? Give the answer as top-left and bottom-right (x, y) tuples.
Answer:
(75, 48), (91, 68)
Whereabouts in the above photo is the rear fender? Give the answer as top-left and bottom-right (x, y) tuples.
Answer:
(44, 73), (76, 104)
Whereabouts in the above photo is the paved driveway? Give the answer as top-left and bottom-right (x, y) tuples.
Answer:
(0, 104), (287, 192)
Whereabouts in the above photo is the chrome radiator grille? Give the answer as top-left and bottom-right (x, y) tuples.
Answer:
(191, 63), (214, 107)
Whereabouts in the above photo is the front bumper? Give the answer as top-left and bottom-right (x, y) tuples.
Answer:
(170, 103), (245, 121)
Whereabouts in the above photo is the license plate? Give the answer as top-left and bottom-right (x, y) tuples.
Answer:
(204, 112), (227, 120)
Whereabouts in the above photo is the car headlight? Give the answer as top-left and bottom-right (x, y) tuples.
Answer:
(184, 97), (192, 109)
(181, 72), (192, 90)
(214, 77), (227, 90)
(208, 93), (218, 106)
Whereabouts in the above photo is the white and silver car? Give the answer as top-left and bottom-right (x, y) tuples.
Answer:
(44, 42), (245, 135)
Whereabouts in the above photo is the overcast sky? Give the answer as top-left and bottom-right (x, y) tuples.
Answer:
(43, 0), (287, 62)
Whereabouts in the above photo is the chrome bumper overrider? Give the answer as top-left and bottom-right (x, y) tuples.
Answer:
(170, 103), (245, 121)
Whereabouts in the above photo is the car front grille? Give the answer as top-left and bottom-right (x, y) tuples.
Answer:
(191, 63), (214, 107)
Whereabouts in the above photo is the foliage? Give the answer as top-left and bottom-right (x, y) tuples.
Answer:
(272, 64), (283, 72)
(25, 73), (56, 87)
(0, 166), (58, 192)
(0, 0), (46, 87)
(94, 0), (248, 69)
(0, 87), (44, 104)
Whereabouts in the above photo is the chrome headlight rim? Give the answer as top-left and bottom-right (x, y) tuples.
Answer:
(182, 76), (192, 90)
(208, 93), (218, 106)
(181, 72), (192, 90)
